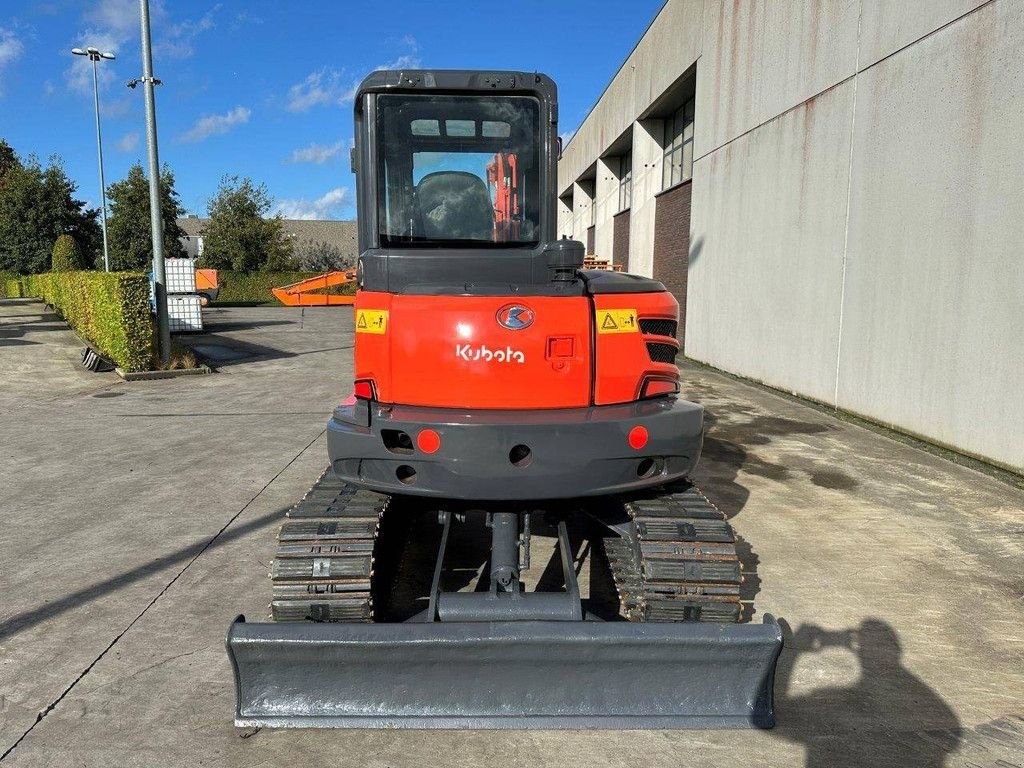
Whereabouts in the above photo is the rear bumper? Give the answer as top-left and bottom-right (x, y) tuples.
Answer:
(327, 397), (703, 500)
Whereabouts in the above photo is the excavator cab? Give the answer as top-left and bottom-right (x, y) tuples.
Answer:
(227, 70), (783, 729)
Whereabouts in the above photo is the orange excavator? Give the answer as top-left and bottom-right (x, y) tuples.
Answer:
(227, 69), (782, 730)
(271, 271), (357, 306)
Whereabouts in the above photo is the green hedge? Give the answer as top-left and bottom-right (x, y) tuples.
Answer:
(23, 271), (154, 372)
(214, 270), (357, 304)
(1, 270), (21, 298)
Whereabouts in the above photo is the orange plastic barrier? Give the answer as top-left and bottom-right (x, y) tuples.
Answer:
(196, 268), (219, 291)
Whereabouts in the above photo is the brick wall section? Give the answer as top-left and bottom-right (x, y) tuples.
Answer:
(586, 226), (596, 255)
(653, 180), (692, 344)
(613, 210), (631, 268)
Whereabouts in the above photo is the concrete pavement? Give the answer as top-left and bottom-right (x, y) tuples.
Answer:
(0, 299), (1021, 767)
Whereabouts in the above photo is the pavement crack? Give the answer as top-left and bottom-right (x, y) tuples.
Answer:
(93, 649), (203, 691)
(0, 428), (326, 763)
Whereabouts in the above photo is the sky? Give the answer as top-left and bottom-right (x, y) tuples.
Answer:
(0, 0), (665, 220)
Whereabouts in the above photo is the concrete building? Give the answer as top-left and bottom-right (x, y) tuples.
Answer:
(176, 216), (359, 267)
(558, 0), (1023, 473)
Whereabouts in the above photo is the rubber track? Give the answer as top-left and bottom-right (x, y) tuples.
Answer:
(269, 469), (387, 622)
(270, 471), (741, 625)
(603, 481), (742, 623)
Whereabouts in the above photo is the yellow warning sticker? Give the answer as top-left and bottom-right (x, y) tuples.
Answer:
(597, 308), (639, 334)
(355, 309), (388, 334)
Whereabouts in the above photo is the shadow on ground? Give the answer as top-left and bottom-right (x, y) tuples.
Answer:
(774, 618), (962, 767)
(181, 335), (298, 367)
(699, 409), (849, 518)
(0, 506), (284, 642)
(199, 318), (296, 333)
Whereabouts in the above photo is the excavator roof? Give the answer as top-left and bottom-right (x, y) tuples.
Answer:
(354, 69), (556, 105)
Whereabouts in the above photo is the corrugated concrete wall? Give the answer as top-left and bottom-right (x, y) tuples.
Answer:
(558, 0), (1024, 471)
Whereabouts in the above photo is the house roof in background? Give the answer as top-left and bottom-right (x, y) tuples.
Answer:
(176, 216), (359, 260)
(177, 216), (356, 243)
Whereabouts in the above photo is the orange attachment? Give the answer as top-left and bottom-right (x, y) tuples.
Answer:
(487, 152), (521, 241)
(272, 271), (357, 306)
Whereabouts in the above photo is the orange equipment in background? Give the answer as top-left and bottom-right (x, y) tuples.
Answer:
(271, 271), (357, 306)
(196, 268), (220, 305)
(486, 152), (521, 241)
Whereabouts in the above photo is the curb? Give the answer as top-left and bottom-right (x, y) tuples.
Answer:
(116, 364), (212, 381)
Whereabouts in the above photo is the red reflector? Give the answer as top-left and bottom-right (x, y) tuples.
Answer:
(642, 378), (681, 398)
(353, 379), (375, 400)
(417, 429), (441, 454)
(340, 394), (357, 406)
(628, 425), (649, 450)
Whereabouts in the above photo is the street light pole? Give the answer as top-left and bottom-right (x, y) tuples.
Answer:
(71, 46), (115, 271)
(137, 0), (170, 365)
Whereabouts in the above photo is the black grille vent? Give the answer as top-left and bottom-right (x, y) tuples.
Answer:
(646, 342), (678, 364)
(639, 318), (677, 337)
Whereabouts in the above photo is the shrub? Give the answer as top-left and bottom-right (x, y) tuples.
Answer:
(51, 234), (84, 272)
(295, 240), (355, 272)
(0, 270), (20, 297)
(214, 270), (356, 304)
(23, 271), (154, 371)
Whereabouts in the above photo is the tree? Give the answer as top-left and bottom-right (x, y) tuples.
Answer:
(106, 163), (187, 271)
(199, 176), (294, 271)
(0, 150), (101, 274)
(0, 139), (18, 188)
(295, 239), (354, 272)
(52, 234), (85, 271)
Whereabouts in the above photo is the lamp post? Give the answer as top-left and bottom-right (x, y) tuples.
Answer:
(71, 46), (115, 272)
(136, 0), (170, 365)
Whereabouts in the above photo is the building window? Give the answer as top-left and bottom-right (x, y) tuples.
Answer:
(618, 154), (632, 212)
(662, 97), (695, 189)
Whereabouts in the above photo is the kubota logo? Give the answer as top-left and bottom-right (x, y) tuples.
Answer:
(456, 344), (526, 364)
(496, 304), (535, 330)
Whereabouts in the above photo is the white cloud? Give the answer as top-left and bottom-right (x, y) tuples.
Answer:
(284, 39), (421, 113)
(66, 0), (157, 93)
(231, 11), (263, 31)
(180, 105), (250, 143)
(288, 141), (344, 164)
(274, 187), (351, 220)
(286, 69), (358, 112)
(0, 28), (22, 67)
(117, 132), (139, 152)
(0, 28), (23, 95)
(375, 53), (421, 71)
(84, 0), (149, 39)
(65, 31), (123, 94)
(66, 0), (205, 94)
(156, 3), (220, 59)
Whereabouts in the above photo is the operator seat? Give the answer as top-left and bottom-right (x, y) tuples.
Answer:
(415, 171), (494, 241)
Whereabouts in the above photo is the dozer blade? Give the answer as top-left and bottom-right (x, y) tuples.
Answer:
(226, 614), (783, 729)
